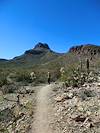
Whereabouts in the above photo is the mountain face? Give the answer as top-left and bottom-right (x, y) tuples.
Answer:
(8, 42), (62, 67)
(69, 44), (100, 56)
(0, 43), (100, 71)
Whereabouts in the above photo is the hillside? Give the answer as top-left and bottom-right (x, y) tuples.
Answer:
(0, 43), (62, 69)
(0, 43), (100, 82)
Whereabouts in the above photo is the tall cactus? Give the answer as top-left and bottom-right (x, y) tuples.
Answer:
(86, 58), (90, 74)
(80, 60), (83, 72)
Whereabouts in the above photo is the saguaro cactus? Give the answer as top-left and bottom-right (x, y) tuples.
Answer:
(80, 60), (83, 71)
(17, 95), (20, 104)
(86, 58), (90, 74)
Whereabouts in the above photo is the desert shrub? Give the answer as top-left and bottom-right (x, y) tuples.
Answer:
(34, 72), (47, 84)
(0, 73), (8, 87)
(16, 71), (32, 83)
(1, 84), (18, 94)
(87, 71), (98, 83)
(84, 89), (95, 97)
(25, 101), (33, 110)
(60, 67), (89, 87)
(0, 125), (9, 133)
(0, 78), (7, 87)
(60, 67), (78, 87)
(79, 89), (96, 100)
(0, 108), (14, 125)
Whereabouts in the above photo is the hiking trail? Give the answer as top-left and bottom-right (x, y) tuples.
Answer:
(31, 84), (54, 133)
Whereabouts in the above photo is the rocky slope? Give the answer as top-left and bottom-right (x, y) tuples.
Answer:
(69, 44), (100, 56)
(0, 84), (38, 133)
(50, 81), (100, 133)
(0, 79), (100, 133)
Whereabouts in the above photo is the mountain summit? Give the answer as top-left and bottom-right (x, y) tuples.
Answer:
(10, 42), (61, 67)
(34, 42), (50, 50)
(24, 42), (51, 55)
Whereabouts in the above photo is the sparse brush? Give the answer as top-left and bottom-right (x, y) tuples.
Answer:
(80, 89), (96, 100)
(16, 71), (32, 83)
(0, 74), (8, 87)
(59, 65), (96, 88)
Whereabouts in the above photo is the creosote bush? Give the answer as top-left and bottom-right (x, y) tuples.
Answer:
(0, 73), (8, 87)
(16, 71), (32, 83)
(79, 89), (96, 100)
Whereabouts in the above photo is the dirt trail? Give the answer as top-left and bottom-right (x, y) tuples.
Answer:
(32, 84), (54, 133)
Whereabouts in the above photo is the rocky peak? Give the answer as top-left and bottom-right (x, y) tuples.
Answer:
(24, 42), (51, 55)
(34, 42), (50, 50)
(69, 44), (100, 56)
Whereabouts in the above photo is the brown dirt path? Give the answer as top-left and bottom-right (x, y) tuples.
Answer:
(31, 84), (54, 133)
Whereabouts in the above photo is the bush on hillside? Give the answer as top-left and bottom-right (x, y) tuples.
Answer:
(16, 71), (32, 83)
(0, 72), (8, 87)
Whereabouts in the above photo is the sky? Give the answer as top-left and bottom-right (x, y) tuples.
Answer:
(0, 0), (100, 59)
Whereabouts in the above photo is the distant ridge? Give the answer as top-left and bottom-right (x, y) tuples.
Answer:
(69, 44), (100, 56)
(0, 43), (100, 72)
(0, 59), (8, 62)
